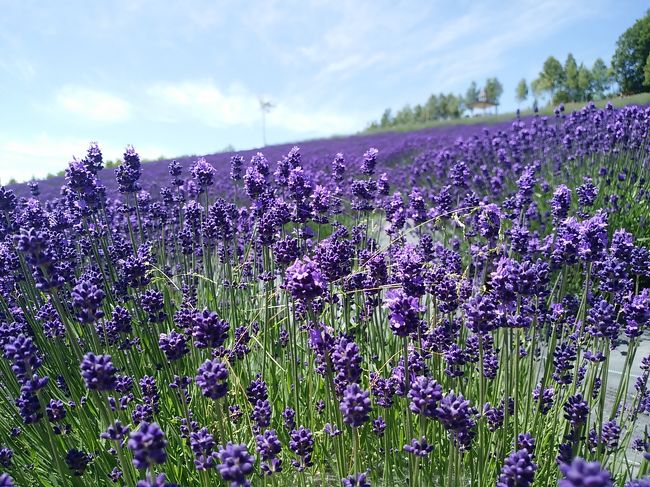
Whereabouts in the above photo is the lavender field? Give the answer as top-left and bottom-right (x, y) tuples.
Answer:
(1, 103), (650, 487)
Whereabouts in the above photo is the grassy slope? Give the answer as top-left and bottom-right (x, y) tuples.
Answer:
(363, 93), (650, 134)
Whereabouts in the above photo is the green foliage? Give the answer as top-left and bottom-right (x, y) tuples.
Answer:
(380, 109), (392, 127)
(364, 92), (650, 134)
(371, 77), (508, 130)
(591, 58), (613, 99)
(484, 77), (503, 106)
(533, 54), (615, 105)
(612, 9), (650, 94)
(577, 65), (592, 101)
(373, 91), (466, 129)
(564, 53), (580, 101)
(465, 81), (480, 107)
(515, 79), (528, 103)
(533, 56), (565, 98)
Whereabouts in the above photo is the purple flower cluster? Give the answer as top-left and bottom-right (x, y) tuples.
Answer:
(0, 102), (649, 486)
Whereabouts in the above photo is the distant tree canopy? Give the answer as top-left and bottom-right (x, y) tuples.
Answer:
(369, 92), (463, 129)
(612, 9), (650, 94)
(465, 81), (479, 107)
(531, 56), (565, 99)
(530, 54), (613, 104)
(369, 78), (503, 129)
(368, 11), (650, 132)
(515, 79), (528, 103)
(484, 77), (503, 111)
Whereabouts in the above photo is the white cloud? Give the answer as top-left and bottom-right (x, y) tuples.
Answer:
(0, 135), (166, 183)
(55, 86), (133, 123)
(147, 80), (258, 127)
(0, 58), (36, 81)
(146, 80), (364, 135)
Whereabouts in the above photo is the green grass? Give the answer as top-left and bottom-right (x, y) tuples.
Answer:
(363, 93), (650, 134)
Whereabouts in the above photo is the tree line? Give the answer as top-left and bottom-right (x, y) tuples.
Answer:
(369, 77), (504, 130)
(516, 55), (613, 106)
(369, 9), (650, 130)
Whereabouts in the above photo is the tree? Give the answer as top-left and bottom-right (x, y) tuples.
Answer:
(533, 56), (565, 99)
(444, 94), (463, 118)
(425, 94), (439, 121)
(465, 81), (479, 112)
(380, 109), (393, 127)
(438, 93), (450, 118)
(565, 53), (579, 101)
(515, 79), (528, 104)
(612, 9), (650, 93)
(394, 105), (414, 125)
(644, 51), (650, 87)
(484, 77), (503, 112)
(531, 78), (544, 98)
(591, 58), (613, 99)
(413, 104), (425, 123)
(577, 65), (592, 101)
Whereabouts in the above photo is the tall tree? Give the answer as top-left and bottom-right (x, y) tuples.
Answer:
(533, 56), (565, 99)
(565, 53), (579, 101)
(515, 79), (529, 104)
(644, 51), (650, 87)
(425, 94), (439, 121)
(394, 105), (414, 125)
(591, 58), (613, 99)
(465, 81), (479, 112)
(612, 9), (650, 93)
(484, 77), (503, 112)
(577, 65), (592, 101)
(380, 108), (392, 127)
(444, 94), (462, 118)
(438, 93), (450, 118)
(413, 103), (424, 123)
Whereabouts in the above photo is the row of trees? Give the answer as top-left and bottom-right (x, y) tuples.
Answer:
(370, 78), (503, 129)
(518, 10), (650, 104)
(370, 9), (650, 130)
(516, 55), (613, 105)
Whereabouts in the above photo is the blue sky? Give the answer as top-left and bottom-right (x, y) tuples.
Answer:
(0, 0), (646, 183)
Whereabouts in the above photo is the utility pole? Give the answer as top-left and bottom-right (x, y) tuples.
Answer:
(259, 98), (274, 147)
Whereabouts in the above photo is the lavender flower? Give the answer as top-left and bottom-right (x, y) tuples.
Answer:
(128, 422), (167, 469)
(80, 353), (117, 391)
(384, 288), (424, 337)
(342, 472), (371, 487)
(496, 449), (537, 487)
(563, 394), (589, 427)
(66, 448), (92, 476)
(408, 375), (443, 418)
(558, 458), (612, 487)
(191, 157), (216, 189)
(289, 427), (314, 470)
(71, 280), (105, 323)
(403, 436), (434, 457)
(361, 148), (379, 176)
(216, 443), (255, 487)
(191, 309), (230, 349)
(285, 257), (326, 302)
(340, 383), (371, 428)
(158, 331), (189, 361)
(196, 359), (229, 400)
